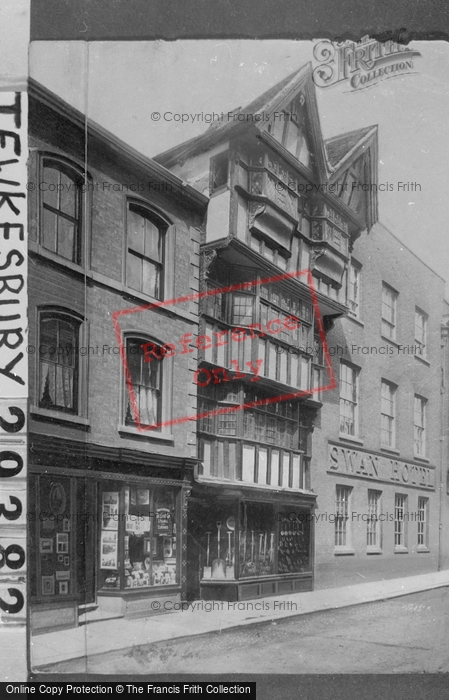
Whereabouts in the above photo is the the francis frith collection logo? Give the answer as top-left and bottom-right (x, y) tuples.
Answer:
(312, 34), (422, 91)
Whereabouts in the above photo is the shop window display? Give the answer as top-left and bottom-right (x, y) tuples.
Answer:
(199, 501), (312, 582)
(99, 483), (178, 590)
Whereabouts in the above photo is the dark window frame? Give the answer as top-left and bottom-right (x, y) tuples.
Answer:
(40, 156), (85, 265)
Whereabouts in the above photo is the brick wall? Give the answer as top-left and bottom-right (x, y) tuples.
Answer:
(311, 222), (445, 587)
(28, 96), (205, 461)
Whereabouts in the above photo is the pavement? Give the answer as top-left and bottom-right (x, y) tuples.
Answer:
(30, 569), (449, 670)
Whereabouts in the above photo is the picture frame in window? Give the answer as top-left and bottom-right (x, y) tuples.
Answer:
(58, 581), (69, 595)
(40, 538), (53, 554)
(56, 533), (69, 554)
(42, 576), (55, 596)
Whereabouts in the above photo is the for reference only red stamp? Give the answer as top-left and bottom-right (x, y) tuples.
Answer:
(112, 269), (336, 432)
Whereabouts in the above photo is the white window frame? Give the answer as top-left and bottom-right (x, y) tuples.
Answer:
(381, 283), (398, 340)
(339, 362), (359, 437)
(414, 308), (427, 358)
(394, 493), (408, 550)
(381, 380), (396, 448)
(335, 485), (352, 550)
(414, 395), (427, 457)
(367, 490), (382, 551)
(348, 261), (361, 319)
(417, 497), (429, 549)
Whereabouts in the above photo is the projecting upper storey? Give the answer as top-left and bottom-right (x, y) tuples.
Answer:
(155, 63), (378, 313)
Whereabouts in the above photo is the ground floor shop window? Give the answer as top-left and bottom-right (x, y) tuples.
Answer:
(198, 500), (311, 581)
(29, 474), (75, 599)
(99, 482), (179, 590)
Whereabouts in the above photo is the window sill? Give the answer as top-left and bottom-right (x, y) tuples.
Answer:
(334, 548), (355, 556)
(380, 445), (400, 455)
(338, 434), (364, 446)
(30, 406), (90, 430)
(380, 335), (400, 348)
(29, 241), (85, 275)
(366, 547), (383, 555)
(417, 546), (430, 553)
(413, 454), (430, 463)
(394, 546), (409, 554)
(118, 424), (174, 442)
(414, 354), (430, 367)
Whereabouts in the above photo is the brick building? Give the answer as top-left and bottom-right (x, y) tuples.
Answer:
(155, 62), (449, 599)
(313, 221), (446, 588)
(27, 80), (207, 632)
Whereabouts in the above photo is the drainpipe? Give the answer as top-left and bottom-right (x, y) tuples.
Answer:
(438, 322), (449, 571)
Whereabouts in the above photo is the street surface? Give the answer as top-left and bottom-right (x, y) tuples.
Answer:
(39, 588), (449, 674)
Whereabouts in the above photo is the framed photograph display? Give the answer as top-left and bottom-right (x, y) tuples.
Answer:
(56, 533), (69, 554)
(40, 538), (53, 554)
(102, 491), (119, 530)
(100, 531), (118, 569)
(41, 576), (55, 596)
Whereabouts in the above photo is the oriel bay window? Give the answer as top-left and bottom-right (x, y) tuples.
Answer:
(126, 203), (166, 300)
(39, 311), (80, 413)
(198, 383), (311, 490)
(125, 338), (161, 427)
(202, 280), (313, 389)
(41, 158), (83, 264)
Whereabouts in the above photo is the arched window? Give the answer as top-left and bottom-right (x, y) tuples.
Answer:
(39, 311), (80, 413)
(126, 203), (167, 300)
(41, 158), (83, 264)
(124, 337), (162, 427)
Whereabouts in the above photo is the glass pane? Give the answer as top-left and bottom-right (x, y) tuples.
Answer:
(271, 116), (285, 143)
(142, 354), (160, 389)
(144, 219), (161, 262)
(127, 252), (142, 291)
(240, 502), (275, 578)
(142, 260), (160, 298)
(277, 506), (311, 573)
(258, 448), (268, 485)
(126, 340), (142, 383)
(284, 119), (300, 156)
(59, 320), (76, 367)
(57, 217), (76, 261)
(232, 295), (253, 326)
(42, 208), (57, 253)
(282, 453), (290, 487)
(292, 454), (301, 489)
(242, 445), (255, 483)
(40, 319), (57, 359)
(270, 450), (280, 486)
(59, 172), (77, 217)
(42, 167), (59, 209)
(128, 208), (145, 254)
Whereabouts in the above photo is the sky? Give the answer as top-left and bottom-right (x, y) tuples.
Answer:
(30, 40), (449, 291)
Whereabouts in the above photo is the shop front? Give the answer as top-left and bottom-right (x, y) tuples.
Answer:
(29, 437), (194, 631)
(96, 475), (186, 617)
(187, 486), (315, 601)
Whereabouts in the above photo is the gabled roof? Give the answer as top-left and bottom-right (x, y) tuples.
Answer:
(325, 126), (377, 169)
(155, 63), (329, 176)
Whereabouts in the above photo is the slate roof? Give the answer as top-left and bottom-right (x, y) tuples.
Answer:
(154, 65), (308, 167)
(324, 126), (377, 169)
(155, 63), (377, 177)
